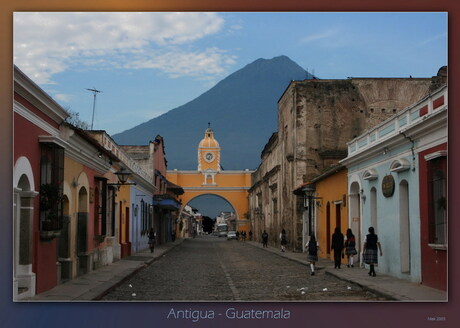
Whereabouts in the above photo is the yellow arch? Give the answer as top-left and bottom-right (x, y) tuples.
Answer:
(167, 170), (253, 231)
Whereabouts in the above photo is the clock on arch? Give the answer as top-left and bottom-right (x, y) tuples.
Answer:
(204, 152), (215, 163)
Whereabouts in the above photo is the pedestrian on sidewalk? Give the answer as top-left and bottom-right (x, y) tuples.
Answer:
(344, 228), (358, 268)
(249, 230), (253, 241)
(242, 231), (247, 242)
(363, 226), (383, 277)
(331, 227), (344, 269)
(280, 229), (287, 252)
(148, 228), (156, 253)
(306, 234), (319, 276)
(262, 230), (268, 248)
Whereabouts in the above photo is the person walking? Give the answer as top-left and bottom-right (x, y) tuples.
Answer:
(306, 235), (319, 276)
(331, 227), (344, 269)
(280, 229), (287, 252)
(344, 228), (358, 268)
(249, 230), (253, 241)
(262, 230), (268, 248)
(363, 226), (383, 277)
(242, 231), (246, 242)
(148, 228), (156, 253)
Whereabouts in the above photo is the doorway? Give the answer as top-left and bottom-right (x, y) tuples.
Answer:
(400, 180), (410, 274)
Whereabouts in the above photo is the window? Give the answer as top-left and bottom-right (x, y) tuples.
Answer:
(94, 177), (108, 236)
(39, 144), (64, 233)
(428, 156), (447, 245)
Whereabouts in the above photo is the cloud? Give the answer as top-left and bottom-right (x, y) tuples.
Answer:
(54, 93), (73, 103)
(14, 12), (230, 84)
(299, 27), (350, 48)
(415, 32), (447, 47)
(126, 47), (237, 79)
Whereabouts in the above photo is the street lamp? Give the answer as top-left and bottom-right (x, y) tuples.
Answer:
(108, 167), (136, 189)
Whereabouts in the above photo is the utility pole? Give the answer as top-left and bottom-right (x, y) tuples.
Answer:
(86, 87), (102, 130)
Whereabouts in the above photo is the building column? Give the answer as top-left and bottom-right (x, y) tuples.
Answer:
(14, 188), (39, 300)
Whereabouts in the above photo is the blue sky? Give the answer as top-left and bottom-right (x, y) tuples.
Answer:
(14, 12), (447, 137)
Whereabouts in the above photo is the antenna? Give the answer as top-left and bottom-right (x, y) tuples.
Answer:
(86, 87), (102, 130)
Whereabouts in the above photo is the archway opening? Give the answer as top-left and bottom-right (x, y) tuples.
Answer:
(185, 194), (236, 234)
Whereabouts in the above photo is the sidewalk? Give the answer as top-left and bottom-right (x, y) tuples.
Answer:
(23, 238), (186, 301)
(245, 240), (447, 302)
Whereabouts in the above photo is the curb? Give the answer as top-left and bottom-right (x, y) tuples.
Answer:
(324, 270), (397, 301)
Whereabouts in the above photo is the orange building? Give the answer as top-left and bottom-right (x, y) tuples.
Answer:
(167, 126), (253, 231)
(310, 165), (350, 263)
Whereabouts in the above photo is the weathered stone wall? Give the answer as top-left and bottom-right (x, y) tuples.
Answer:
(251, 70), (447, 252)
(249, 132), (281, 246)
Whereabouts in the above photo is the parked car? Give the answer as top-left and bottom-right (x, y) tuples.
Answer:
(227, 231), (237, 240)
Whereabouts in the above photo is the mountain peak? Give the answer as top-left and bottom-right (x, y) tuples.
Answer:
(113, 56), (309, 170)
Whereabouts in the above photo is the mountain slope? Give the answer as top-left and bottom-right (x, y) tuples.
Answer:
(112, 55), (311, 170)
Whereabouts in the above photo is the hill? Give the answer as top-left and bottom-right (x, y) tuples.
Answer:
(112, 55), (312, 170)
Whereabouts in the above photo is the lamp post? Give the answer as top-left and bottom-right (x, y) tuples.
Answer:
(302, 183), (316, 247)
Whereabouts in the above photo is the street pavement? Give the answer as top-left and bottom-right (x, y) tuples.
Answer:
(23, 236), (447, 302)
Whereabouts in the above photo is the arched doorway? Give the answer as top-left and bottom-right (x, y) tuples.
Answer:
(58, 195), (71, 282)
(77, 187), (89, 276)
(349, 181), (361, 261)
(370, 187), (378, 232)
(399, 180), (410, 274)
(13, 157), (39, 300)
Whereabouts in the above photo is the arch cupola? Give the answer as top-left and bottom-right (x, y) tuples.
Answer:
(198, 123), (221, 173)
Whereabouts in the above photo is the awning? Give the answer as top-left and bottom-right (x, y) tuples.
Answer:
(153, 195), (181, 210)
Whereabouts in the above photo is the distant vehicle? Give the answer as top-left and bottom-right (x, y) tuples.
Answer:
(227, 231), (237, 240)
(216, 223), (228, 237)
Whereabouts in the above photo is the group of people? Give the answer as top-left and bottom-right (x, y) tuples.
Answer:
(258, 229), (287, 250)
(306, 226), (382, 276)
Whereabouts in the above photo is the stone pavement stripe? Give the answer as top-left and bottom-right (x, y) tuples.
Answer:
(219, 259), (241, 301)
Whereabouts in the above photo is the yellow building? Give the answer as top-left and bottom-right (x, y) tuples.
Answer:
(167, 126), (253, 231)
(311, 165), (349, 263)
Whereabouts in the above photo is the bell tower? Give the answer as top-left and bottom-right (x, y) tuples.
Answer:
(198, 123), (221, 185)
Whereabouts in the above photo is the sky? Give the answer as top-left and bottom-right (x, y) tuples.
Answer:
(14, 12), (447, 137)
(13, 12), (447, 218)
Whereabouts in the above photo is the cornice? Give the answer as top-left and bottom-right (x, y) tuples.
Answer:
(14, 102), (60, 136)
(14, 67), (69, 124)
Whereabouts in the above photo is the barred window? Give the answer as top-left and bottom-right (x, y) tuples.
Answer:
(39, 144), (64, 233)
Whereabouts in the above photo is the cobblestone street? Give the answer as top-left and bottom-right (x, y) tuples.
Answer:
(101, 235), (384, 301)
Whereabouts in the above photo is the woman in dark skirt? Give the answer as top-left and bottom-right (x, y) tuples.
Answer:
(306, 235), (319, 275)
(345, 228), (358, 268)
(363, 226), (382, 276)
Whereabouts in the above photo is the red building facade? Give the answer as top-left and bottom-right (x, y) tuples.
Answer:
(419, 144), (448, 291)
